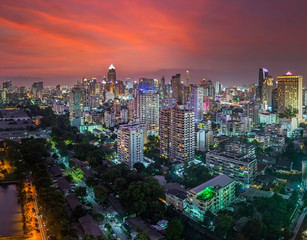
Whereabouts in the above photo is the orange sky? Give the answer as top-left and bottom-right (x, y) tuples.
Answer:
(1, 0), (307, 86)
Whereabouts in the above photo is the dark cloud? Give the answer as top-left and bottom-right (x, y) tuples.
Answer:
(0, 0), (307, 86)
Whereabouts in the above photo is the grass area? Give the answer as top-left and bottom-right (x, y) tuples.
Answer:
(196, 186), (215, 201)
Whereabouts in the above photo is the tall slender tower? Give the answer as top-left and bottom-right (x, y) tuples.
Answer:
(186, 70), (190, 87)
(107, 64), (116, 92)
(258, 68), (269, 100)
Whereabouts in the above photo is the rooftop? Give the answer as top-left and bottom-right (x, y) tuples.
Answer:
(190, 174), (234, 194)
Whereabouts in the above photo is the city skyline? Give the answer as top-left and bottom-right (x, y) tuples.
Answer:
(1, 0), (307, 86)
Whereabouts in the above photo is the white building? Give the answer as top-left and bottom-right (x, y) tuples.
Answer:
(117, 123), (144, 168)
(259, 113), (278, 125)
(184, 175), (236, 221)
(206, 150), (257, 184)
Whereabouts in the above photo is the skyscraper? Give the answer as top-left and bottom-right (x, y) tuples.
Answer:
(171, 74), (183, 104)
(186, 70), (190, 87)
(160, 106), (195, 162)
(69, 86), (83, 127)
(117, 123), (144, 168)
(258, 68), (269, 100)
(277, 72), (303, 119)
(107, 64), (116, 92)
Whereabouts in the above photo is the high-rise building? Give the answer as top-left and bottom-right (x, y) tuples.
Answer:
(262, 76), (274, 110)
(3, 80), (12, 90)
(160, 106), (195, 161)
(69, 86), (83, 127)
(277, 72), (303, 119)
(216, 81), (222, 94)
(107, 64), (116, 92)
(171, 74), (183, 104)
(139, 78), (155, 91)
(258, 68), (269, 100)
(201, 79), (215, 99)
(186, 70), (190, 87)
(117, 123), (144, 168)
(185, 85), (204, 122)
(32, 81), (43, 90)
(129, 90), (159, 136)
(137, 90), (159, 136)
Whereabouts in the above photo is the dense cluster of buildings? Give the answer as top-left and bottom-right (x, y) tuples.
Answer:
(1, 66), (306, 224)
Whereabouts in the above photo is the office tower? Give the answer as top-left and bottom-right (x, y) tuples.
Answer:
(69, 86), (83, 127)
(186, 70), (190, 87)
(32, 81), (43, 90)
(126, 78), (131, 89)
(277, 72), (303, 119)
(186, 85), (204, 122)
(3, 80), (12, 90)
(107, 64), (116, 92)
(258, 68), (269, 100)
(160, 106), (195, 161)
(171, 74), (183, 104)
(117, 123), (144, 168)
(201, 79), (215, 99)
(139, 78), (155, 91)
(56, 85), (61, 91)
(262, 76), (274, 110)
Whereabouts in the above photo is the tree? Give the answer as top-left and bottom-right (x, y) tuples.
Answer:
(120, 177), (165, 222)
(114, 178), (128, 192)
(72, 205), (87, 219)
(75, 186), (87, 200)
(136, 231), (149, 240)
(242, 219), (266, 240)
(214, 211), (234, 238)
(166, 218), (184, 240)
(94, 185), (108, 203)
(134, 162), (146, 173)
(182, 162), (213, 188)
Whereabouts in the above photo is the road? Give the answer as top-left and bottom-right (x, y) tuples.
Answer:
(290, 208), (307, 240)
(32, 186), (48, 240)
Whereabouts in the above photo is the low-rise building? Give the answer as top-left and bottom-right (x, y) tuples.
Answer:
(206, 150), (257, 184)
(184, 175), (235, 221)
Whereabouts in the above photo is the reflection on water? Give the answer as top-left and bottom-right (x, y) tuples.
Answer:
(0, 184), (23, 237)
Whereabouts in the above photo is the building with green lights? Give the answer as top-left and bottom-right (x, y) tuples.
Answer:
(184, 175), (235, 221)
